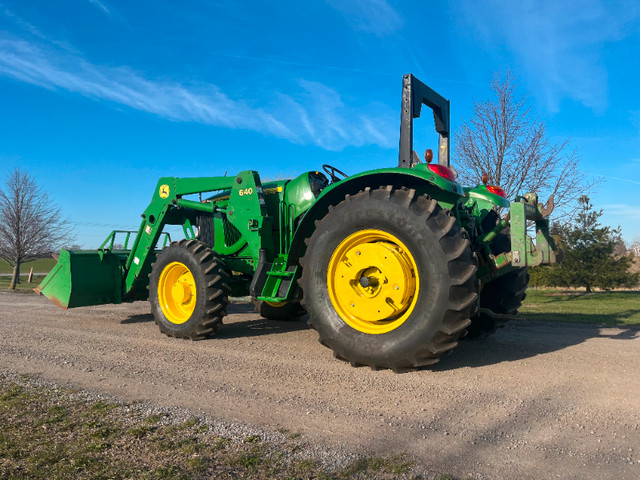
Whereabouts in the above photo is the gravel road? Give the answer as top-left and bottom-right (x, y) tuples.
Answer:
(1, 292), (639, 479)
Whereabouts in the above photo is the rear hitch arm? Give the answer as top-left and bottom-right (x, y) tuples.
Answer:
(509, 193), (562, 267)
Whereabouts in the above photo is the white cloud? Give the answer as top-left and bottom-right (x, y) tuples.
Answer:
(456, 0), (640, 112)
(600, 175), (640, 186)
(0, 35), (395, 150)
(292, 79), (396, 150)
(2, 7), (79, 52)
(88, 0), (110, 14)
(0, 37), (293, 137)
(602, 204), (640, 221)
(326, 0), (403, 36)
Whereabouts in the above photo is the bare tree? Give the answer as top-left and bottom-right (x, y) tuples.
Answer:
(0, 169), (73, 289)
(453, 71), (597, 221)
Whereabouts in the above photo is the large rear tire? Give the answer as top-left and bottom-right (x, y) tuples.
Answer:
(467, 231), (529, 337)
(300, 186), (478, 372)
(149, 239), (230, 339)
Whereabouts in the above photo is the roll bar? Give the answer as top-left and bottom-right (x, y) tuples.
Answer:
(398, 74), (450, 168)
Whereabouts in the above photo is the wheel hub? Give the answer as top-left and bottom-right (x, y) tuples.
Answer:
(358, 275), (379, 289)
(327, 229), (419, 334)
(158, 262), (197, 324)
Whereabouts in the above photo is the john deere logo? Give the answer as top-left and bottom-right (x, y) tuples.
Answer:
(159, 184), (170, 199)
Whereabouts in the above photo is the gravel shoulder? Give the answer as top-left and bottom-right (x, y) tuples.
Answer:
(1, 292), (639, 479)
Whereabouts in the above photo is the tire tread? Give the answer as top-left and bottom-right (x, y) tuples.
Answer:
(300, 186), (478, 372)
(149, 239), (229, 340)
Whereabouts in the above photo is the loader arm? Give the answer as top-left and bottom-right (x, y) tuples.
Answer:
(122, 171), (273, 299)
(36, 170), (273, 308)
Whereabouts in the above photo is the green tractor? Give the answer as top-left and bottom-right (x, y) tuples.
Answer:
(36, 74), (560, 372)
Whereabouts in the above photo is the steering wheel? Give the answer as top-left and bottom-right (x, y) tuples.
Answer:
(322, 164), (348, 183)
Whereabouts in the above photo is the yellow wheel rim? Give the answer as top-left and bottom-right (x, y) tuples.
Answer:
(327, 229), (419, 334)
(265, 301), (287, 308)
(157, 262), (197, 324)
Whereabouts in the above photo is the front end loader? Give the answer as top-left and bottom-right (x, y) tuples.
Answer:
(37, 74), (560, 371)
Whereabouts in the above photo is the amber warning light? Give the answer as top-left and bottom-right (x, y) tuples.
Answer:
(425, 148), (434, 163)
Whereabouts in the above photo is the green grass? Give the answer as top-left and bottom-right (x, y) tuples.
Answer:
(0, 257), (56, 274)
(520, 289), (640, 325)
(0, 275), (47, 292)
(0, 376), (423, 480)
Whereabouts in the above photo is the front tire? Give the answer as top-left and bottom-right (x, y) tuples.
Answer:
(149, 239), (230, 339)
(300, 186), (478, 372)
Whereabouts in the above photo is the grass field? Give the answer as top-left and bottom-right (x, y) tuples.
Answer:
(0, 257), (56, 274)
(0, 258), (55, 292)
(0, 275), (47, 292)
(520, 289), (640, 326)
(0, 376), (419, 480)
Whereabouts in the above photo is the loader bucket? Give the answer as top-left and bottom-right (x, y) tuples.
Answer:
(35, 249), (124, 309)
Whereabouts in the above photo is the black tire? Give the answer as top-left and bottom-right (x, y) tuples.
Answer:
(252, 300), (306, 320)
(299, 186), (478, 372)
(149, 239), (230, 339)
(467, 231), (529, 338)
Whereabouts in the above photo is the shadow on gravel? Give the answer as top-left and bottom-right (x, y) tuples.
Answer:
(118, 301), (639, 370)
(227, 303), (256, 314)
(120, 302), (311, 338)
(121, 314), (154, 324)
(434, 319), (640, 371)
(216, 317), (310, 339)
(120, 302), (258, 325)
(220, 304), (311, 339)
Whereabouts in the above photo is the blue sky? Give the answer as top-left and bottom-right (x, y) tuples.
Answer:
(1, 0), (639, 247)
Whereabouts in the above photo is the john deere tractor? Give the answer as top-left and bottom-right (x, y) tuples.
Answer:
(37, 74), (560, 372)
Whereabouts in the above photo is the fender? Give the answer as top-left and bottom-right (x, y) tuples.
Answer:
(463, 184), (510, 226)
(464, 184), (510, 208)
(287, 166), (464, 265)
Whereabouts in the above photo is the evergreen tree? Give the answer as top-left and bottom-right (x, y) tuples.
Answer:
(532, 196), (639, 292)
